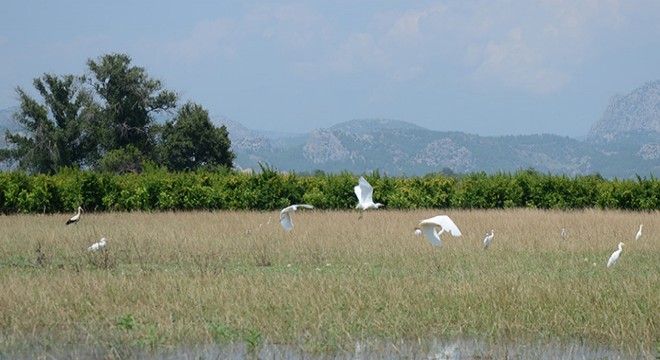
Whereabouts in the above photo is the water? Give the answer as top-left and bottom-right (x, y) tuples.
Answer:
(4, 337), (652, 359)
(108, 338), (655, 359)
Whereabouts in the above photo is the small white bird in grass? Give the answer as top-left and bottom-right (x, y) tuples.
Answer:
(66, 206), (83, 225)
(88, 238), (107, 252)
(607, 242), (625, 268)
(354, 176), (383, 219)
(416, 215), (462, 247)
(280, 204), (314, 231)
(561, 227), (567, 240)
(483, 230), (495, 249)
(635, 224), (643, 241)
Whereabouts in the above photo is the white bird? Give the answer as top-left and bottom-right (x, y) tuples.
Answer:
(417, 215), (462, 247)
(280, 204), (314, 231)
(88, 237), (107, 252)
(66, 206), (83, 225)
(354, 176), (383, 219)
(561, 227), (567, 240)
(483, 230), (495, 249)
(635, 224), (643, 241)
(607, 242), (625, 268)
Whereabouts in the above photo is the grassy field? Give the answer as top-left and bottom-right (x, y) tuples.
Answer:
(0, 209), (658, 358)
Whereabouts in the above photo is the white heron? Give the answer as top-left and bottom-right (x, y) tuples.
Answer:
(606, 242), (625, 268)
(483, 230), (495, 249)
(416, 215), (462, 247)
(66, 206), (83, 225)
(88, 237), (107, 252)
(561, 227), (567, 240)
(354, 176), (383, 219)
(635, 224), (643, 241)
(280, 204), (314, 231)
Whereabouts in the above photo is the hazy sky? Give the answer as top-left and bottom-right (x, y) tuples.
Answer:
(2, 1), (659, 137)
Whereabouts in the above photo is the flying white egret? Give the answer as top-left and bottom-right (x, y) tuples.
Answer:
(88, 237), (107, 252)
(483, 230), (495, 249)
(606, 242), (625, 268)
(561, 227), (567, 240)
(280, 204), (314, 231)
(417, 215), (462, 247)
(354, 176), (383, 219)
(635, 224), (643, 241)
(66, 206), (83, 225)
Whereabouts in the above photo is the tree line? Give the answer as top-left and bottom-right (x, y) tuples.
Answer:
(0, 53), (234, 174)
(0, 167), (657, 214)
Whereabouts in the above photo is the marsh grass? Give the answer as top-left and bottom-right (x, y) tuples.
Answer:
(0, 209), (658, 358)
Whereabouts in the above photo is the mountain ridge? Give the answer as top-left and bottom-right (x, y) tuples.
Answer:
(1, 80), (658, 178)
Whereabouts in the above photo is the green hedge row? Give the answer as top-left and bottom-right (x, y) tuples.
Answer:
(0, 167), (657, 213)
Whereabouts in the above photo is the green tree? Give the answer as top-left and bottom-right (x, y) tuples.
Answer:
(1, 74), (96, 173)
(159, 102), (235, 171)
(86, 53), (177, 164)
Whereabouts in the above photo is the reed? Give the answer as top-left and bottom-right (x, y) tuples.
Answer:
(0, 209), (657, 358)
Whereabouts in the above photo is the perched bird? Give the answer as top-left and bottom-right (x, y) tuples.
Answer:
(66, 206), (83, 225)
(561, 227), (567, 240)
(88, 238), (107, 252)
(354, 176), (383, 219)
(416, 215), (462, 247)
(280, 204), (314, 231)
(607, 242), (625, 268)
(483, 230), (495, 249)
(635, 224), (643, 241)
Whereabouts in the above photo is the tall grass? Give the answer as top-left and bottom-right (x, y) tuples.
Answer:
(0, 209), (657, 358)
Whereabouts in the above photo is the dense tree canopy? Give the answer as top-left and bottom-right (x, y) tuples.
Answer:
(1, 74), (96, 173)
(87, 53), (177, 157)
(1, 53), (235, 174)
(159, 102), (234, 172)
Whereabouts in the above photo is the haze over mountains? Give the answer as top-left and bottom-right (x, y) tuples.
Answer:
(219, 80), (660, 178)
(1, 81), (659, 178)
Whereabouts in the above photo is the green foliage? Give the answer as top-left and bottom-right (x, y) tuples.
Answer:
(158, 102), (235, 172)
(3, 74), (96, 173)
(0, 168), (657, 213)
(87, 53), (177, 157)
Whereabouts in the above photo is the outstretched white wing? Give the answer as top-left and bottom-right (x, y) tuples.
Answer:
(418, 215), (462, 247)
(355, 176), (374, 207)
(280, 204), (314, 231)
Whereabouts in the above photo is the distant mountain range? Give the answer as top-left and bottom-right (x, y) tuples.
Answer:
(218, 80), (659, 178)
(2, 81), (659, 178)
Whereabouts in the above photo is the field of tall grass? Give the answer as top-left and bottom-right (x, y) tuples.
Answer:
(0, 209), (657, 358)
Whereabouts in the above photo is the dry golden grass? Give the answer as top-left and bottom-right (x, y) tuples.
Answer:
(0, 209), (658, 358)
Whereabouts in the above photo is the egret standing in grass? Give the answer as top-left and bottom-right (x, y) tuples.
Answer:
(354, 176), (383, 219)
(416, 215), (462, 247)
(635, 224), (643, 241)
(561, 227), (567, 240)
(607, 242), (625, 268)
(88, 237), (107, 252)
(66, 206), (83, 225)
(483, 230), (495, 249)
(279, 204), (314, 231)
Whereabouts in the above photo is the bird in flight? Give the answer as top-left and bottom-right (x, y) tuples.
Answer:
(66, 206), (83, 225)
(280, 204), (314, 231)
(416, 215), (462, 247)
(354, 176), (383, 219)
